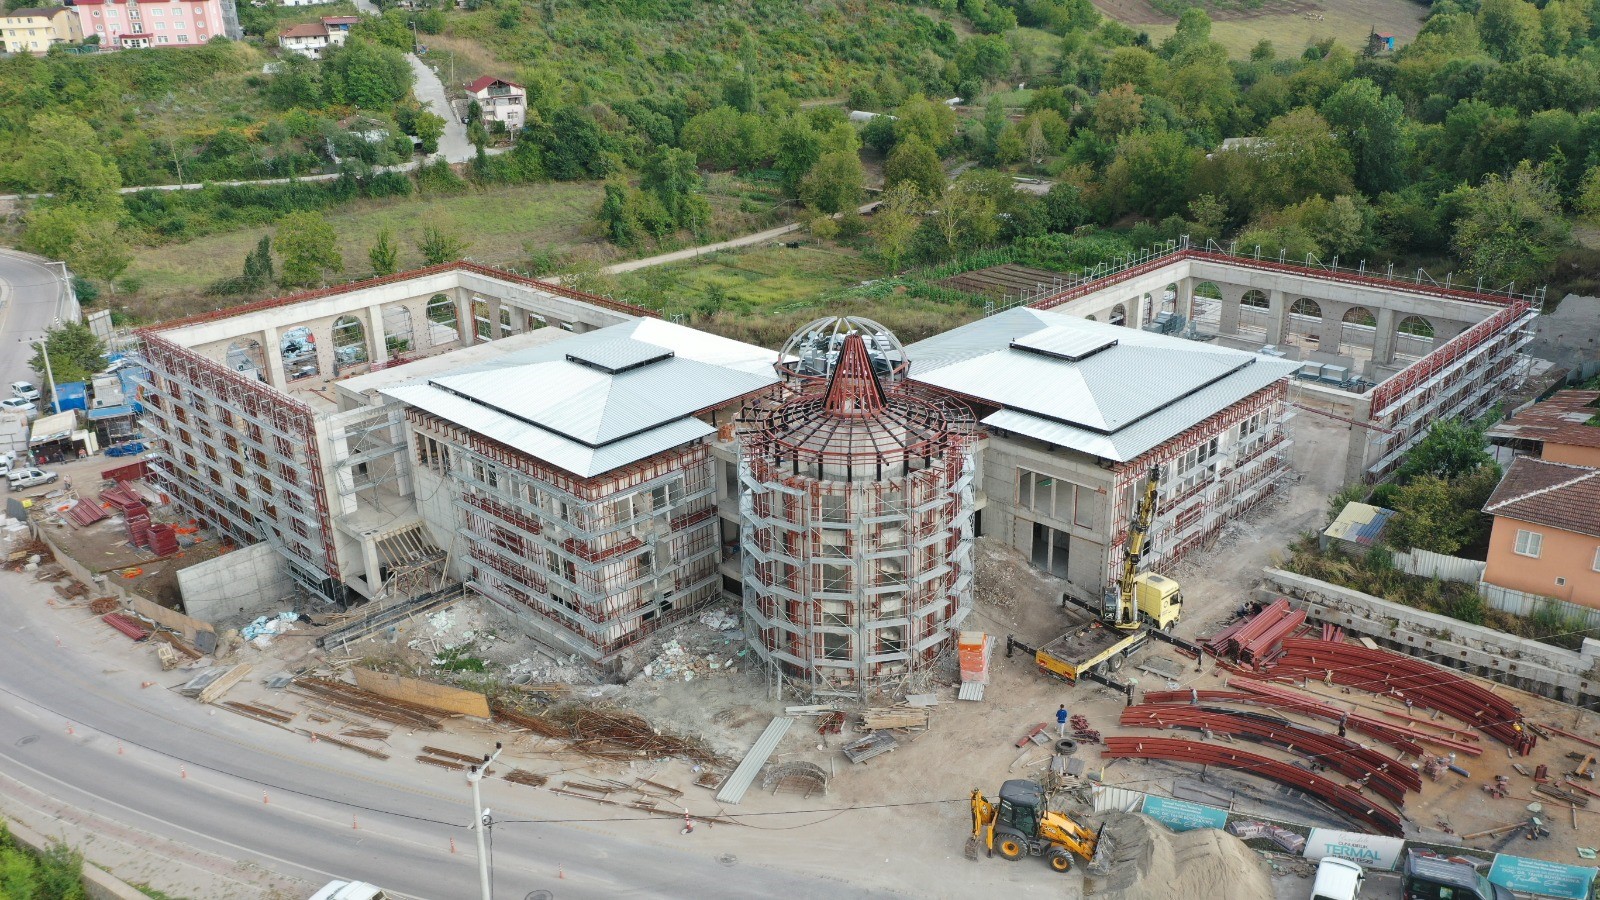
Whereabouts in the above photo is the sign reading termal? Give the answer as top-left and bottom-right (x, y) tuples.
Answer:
(1304, 828), (1406, 871)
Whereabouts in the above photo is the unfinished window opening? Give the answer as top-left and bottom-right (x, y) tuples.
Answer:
(280, 326), (320, 381)
(1395, 315), (1435, 360)
(821, 632), (852, 661)
(1338, 306), (1377, 358)
(425, 294), (458, 347)
(331, 316), (369, 373)
(225, 339), (265, 382)
(1284, 297), (1322, 352)
(820, 599), (851, 627)
(878, 626), (906, 655)
(1110, 302), (1128, 327)
(820, 492), (849, 523)
(820, 563), (850, 593)
(1191, 282), (1223, 331)
(382, 303), (415, 358)
(472, 299), (493, 341)
(1030, 521), (1070, 579)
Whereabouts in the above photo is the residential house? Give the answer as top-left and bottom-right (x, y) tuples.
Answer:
(2, 7), (83, 53)
(279, 0), (334, 6)
(1482, 456), (1600, 611)
(67, 0), (240, 48)
(466, 76), (525, 130)
(1487, 390), (1600, 468)
(277, 20), (326, 56)
(320, 13), (353, 44)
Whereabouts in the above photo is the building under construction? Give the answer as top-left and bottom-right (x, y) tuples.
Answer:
(738, 318), (977, 698)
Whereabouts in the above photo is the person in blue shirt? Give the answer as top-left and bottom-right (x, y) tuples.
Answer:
(1056, 704), (1069, 737)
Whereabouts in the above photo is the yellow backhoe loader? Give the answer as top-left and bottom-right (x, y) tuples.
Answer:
(968, 780), (1109, 874)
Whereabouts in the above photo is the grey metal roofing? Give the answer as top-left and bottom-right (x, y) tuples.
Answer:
(908, 308), (1298, 462)
(382, 319), (778, 477)
(716, 716), (794, 805)
(1011, 326), (1118, 362)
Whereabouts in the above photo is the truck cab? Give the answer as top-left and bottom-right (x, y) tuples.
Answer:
(1131, 572), (1183, 630)
(1403, 851), (1514, 900)
(1312, 857), (1365, 900)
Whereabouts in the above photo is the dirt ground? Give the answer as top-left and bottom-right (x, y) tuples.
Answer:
(1092, 0), (1429, 57)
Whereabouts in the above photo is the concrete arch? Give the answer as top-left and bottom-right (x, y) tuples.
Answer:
(331, 315), (369, 374)
(1191, 282), (1223, 332)
(425, 293), (459, 347)
(280, 326), (320, 381)
(381, 303), (416, 359)
(1110, 303), (1128, 327)
(1241, 289), (1269, 309)
(1284, 298), (1321, 351)
(472, 298), (494, 341)
(1338, 305), (1377, 356)
(1162, 283), (1178, 314)
(1394, 314), (1437, 361)
(1085, 314), (1097, 322)
(225, 339), (265, 382)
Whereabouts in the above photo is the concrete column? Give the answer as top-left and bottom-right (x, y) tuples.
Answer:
(455, 289), (475, 345)
(1317, 302), (1349, 354)
(261, 324), (286, 389)
(1218, 291), (1242, 335)
(1371, 307), (1398, 365)
(367, 305), (389, 365)
(1127, 296), (1143, 329)
(1265, 289), (1287, 346)
(487, 299), (505, 339)
(1175, 278), (1196, 322)
(361, 536), (385, 599)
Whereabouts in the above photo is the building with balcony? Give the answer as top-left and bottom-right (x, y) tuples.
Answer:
(2, 7), (83, 53)
(466, 76), (525, 130)
(66, 0), (240, 48)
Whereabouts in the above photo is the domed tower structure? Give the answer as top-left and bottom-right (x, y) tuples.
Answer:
(739, 317), (977, 699)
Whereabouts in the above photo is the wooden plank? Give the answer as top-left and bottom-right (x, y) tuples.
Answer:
(352, 667), (490, 719)
(198, 664), (252, 705)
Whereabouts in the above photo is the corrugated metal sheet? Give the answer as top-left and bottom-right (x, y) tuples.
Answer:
(717, 716), (794, 805)
(565, 338), (674, 373)
(907, 308), (1296, 447)
(1092, 784), (1145, 813)
(958, 682), (986, 701)
(1324, 502), (1395, 547)
(29, 411), (76, 445)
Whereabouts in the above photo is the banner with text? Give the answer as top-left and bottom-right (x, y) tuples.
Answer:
(1140, 795), (1229, 833)
(1489, 854), (1597, 900)
(1304, 828), (1406, 871)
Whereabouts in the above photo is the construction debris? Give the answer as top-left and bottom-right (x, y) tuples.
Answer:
(197, 663), (252, 704)
(490, 701), (720, 764)
(290, 676), (443, 730)
(717, 717), (793, 805)
(101, 613), (149, 641)
(761, 761), (829, 798)
(842, 731), (897, 764)
(860, 706), (930, 732)
(503, 769), (548, 788)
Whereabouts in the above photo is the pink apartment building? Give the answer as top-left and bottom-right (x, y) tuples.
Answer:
(68, 0), (240, 49)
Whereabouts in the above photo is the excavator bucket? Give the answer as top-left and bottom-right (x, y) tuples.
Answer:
(964, 834), (982, 861)
(1085, 823), (1115, 875)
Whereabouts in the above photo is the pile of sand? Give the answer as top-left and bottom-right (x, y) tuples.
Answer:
(1083, 811), (1273, 900)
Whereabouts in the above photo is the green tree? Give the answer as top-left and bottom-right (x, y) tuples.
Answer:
(15, 114), (124, 218)
(872, 182), (924, 274)
(773, 117), (822, 197)
(28, 321), (106, 389)
(1576, 165), (1600, 225)
(536, 107), (613, 180)
(1387, 466), (1500, 555)
(1104, 129), (1198, 218)
(368, 228), (399, 275)
(1451, 161), (1570, 288)
(598, 179), (641, 246)
(20, 209), (129, 286)
(640, 146), (710, 233)
(1476, 0), (1541, 61)
(1090, 82), (1145, 139)
(416, 226), (468, 265)
(884, 137), (944, 197)
(799, 150), (865, 216)
(893, 96), (958, 154)
(414, 112), (445, 155)
(1318, 78), (1406, 195)
(276, 211), (343, 287)
(1395, 418), (1496, 482)
(242, 235), (274, 288)
(322, 39), (414, 108)
(1248, 108), (1354, 210)
(933, 175), (1000, 255)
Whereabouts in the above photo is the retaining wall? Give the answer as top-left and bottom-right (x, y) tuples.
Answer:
(1260, 567), (1600, 708)
(2, 817), (147, 900)
(176, 541), (294, 623)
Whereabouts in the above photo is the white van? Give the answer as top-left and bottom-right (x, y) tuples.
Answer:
(309, 881), (388, 900)
(1312, 857), (1365, 900)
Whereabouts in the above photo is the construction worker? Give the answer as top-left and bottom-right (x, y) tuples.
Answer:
(1056, 704), (1069, 737)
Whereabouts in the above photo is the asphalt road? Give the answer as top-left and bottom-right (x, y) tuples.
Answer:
(0, 573), (899, 899)
(409, 54), (475, 164)
(0, 250), (68, 393)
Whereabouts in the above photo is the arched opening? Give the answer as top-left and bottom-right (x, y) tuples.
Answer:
(331, 315), (369, 374)
(225, 339), (265, 382)
(425, 294), (459, 347)
(472, 299), (493, 341)
(1339, 306), (1377, 357)
(382, 304), (415, 361)
(1191, 282), (1223, 331)
(1110, 303), (1128, 327)
(1085, 314), (1097, 322)
(280, 326), (320, 381)
(1284, 298), (1321, 352)
(1396, 315), (1435, 360)
(1162, 283), (1178, 313)
(1141, 292), (1153, 323)
(1237, 289), (1270, 342)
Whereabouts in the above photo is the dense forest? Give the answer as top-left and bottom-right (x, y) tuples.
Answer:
(3, 0), (1599, 301)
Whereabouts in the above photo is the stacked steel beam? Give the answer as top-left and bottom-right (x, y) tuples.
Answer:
(1120, 704), (1419, 806)
(1259, 638), (1535, 755)
(1102, 736), (1405, 836)
(1206, 598), (1305, 665)
(1141, 686), (1426, 757)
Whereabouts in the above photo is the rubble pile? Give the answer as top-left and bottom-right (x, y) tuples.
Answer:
(638, 610), (747, 683)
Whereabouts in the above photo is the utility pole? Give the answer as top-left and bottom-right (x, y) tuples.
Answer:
(32, 339), (58, 414)
(468, 741), (503, 900)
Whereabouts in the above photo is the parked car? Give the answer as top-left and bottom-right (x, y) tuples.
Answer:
(10, 381), (40, 402)
(1311, 857), (1365, 900)
(6, 467), (58, 491)
(0, 397), (38, 417)
(1403, 850), (1512, 900)
(309, 881), (388, 900)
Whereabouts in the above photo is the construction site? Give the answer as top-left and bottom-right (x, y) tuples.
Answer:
(4, 246), (1593, 899)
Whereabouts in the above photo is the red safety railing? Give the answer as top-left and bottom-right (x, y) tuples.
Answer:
(1366, 300), (1531, 419)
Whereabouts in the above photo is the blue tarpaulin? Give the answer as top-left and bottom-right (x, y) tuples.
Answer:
(87, 404), (134, 421)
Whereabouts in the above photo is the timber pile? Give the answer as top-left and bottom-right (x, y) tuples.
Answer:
(291, 676), (443, 730)
(503, 769), (548, 788)
(860, 706), (930, 732)
(493, 701), (722, 764)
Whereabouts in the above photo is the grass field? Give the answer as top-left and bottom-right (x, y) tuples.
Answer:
(126, 182), (605, 311)
(1105, 0), (1427, 57)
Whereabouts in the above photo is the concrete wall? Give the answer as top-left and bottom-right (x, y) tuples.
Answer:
(1527, 294), (1600, 371)
(1261, 567), (1600, 707)
(177, 541), (295, 623)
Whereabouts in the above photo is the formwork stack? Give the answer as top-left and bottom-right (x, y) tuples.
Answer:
(738, 318), (978, 700)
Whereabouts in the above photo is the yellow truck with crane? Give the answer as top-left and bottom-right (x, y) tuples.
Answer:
(1006, 466), (1198, 686)
(968, 780), (1109, 874)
